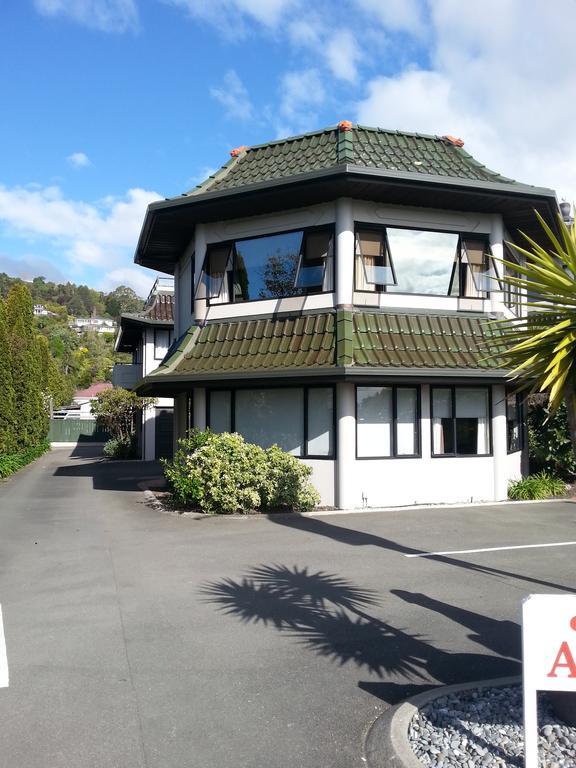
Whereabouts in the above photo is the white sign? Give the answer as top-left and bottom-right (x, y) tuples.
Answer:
(522, 594), (576, 768)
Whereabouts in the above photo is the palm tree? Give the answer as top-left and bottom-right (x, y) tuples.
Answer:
(496, 210), (576, 457)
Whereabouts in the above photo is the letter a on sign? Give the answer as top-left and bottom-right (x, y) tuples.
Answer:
(546, 640), (576, 678)
(523, 595), (576, 768)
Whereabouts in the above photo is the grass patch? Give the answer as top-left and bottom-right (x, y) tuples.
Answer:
(0, 439), (50, 479)
(508, 471), (566, 501)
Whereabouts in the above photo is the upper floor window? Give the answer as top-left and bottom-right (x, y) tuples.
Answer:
(355, 226), (496, 298)
(197, 227), (334, 305)
(154, 329), (173, 360)
(503, 246), (521, 315)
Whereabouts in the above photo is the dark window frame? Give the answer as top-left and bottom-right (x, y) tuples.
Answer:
(353, 222), (495, 299)
(206, 384), (336, 460)
(197, 225), (336, 306)
(355, 384), (421, 460)
(430, 385), (493, 458)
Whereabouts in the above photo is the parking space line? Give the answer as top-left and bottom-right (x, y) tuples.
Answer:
(404, 541), (576, 558)
(0, 605), (8, 688)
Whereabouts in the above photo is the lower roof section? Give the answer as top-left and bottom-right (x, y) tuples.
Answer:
(135, 309), (509, 395)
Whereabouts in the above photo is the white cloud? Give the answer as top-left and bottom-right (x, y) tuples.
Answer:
(67, 151), (91, 168)
(33, 0), (138, 33)
(100, 266), (161, 296)
(354, 0), (576, 201)
(210, 70), (253, 120)
(0, 184), (161, 272)
(324, 29), (361, 83)
(353, 0), (426, 36)
(279, 69), (326, 130)
(164, 0), (298, 36)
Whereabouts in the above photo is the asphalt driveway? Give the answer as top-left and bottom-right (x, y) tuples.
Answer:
(0, 445), (575, 767)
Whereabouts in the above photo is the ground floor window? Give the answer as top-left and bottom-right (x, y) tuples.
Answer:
(207, 386), (334, 458)
(356, 385), (419, 458)
(431, 386), (490, 456)
(506, 391), (523, 453)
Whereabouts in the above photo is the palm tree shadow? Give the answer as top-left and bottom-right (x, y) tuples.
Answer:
(201, 564), (520, 703)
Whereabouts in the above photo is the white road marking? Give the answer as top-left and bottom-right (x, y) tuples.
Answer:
(404, 541), (576, 558)
(0, 605), (8, 688)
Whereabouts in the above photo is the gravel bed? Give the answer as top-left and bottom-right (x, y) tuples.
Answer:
(408, 684), (576, 768)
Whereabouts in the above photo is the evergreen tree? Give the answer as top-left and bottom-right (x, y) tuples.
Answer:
(5, 284), (45, 449)
(0, 298), (16, 454)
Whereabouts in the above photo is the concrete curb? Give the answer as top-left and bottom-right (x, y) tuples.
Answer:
(362, 675), (521, 768)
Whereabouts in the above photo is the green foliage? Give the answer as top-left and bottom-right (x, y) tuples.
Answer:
(0, 300), (16, 454)
(104, 285), (142, 318)
(162, 431), (320, 514)
(508, 471), (566, 501)
(102, 437), (135, 460)
(528, 398), (576, 478)
(5, 284), (46, 449)
(91, 387), (156, 443)
(0, 439), (50, 479)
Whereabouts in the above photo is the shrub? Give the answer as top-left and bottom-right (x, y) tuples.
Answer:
(0, 439), (50, 479)
(102, 436), (135, 460)
(528, 398), (575, 479)
(508, 471), (566, 501)
(263, 444), (320, 512)
(162, 431), (320, 514)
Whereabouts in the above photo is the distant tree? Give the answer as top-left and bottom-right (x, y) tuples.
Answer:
(105, 285), (142, 318)
(0, 298), (16, 453)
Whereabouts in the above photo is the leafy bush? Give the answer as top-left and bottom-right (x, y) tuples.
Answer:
(102, 436), (135, 460)
(0, 439), (50, 479)
(528, 398), (575, 479)
(508, 471), (566, 501)
(262, 444), (320, 512)
(162, 431), (320, 514)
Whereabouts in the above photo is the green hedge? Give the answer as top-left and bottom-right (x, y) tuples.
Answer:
(0, 439), (50, 479)
(162, 430), (320, 514)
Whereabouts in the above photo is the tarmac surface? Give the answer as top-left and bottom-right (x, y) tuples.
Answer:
(0, 444), (575, 768)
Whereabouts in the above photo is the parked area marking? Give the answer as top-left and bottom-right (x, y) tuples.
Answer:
(404, 541), (576, 558)
(0, 605), (8, 688)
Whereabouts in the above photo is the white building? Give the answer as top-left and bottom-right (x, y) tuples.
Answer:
(132, 122), (558, 509)
(113, 277), (174, 460)
(72, 317), (116, 334)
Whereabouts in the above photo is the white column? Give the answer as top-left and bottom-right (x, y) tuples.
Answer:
(492, 383), (508, 501)
(335, 198), (354, 307)
(193, 223), (207, 325)
(490, 214), (505, 314)
(336, 382), (356, 509)
(420, 384), (431, 459)
(193, 387), (206, 431)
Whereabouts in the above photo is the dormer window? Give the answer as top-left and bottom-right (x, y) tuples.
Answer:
(355, 225), (495, 298)
(197, 227), (334, 305)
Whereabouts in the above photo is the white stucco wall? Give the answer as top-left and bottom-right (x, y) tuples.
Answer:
(141, 328), (174, 460)
(302, 460), (335, 507)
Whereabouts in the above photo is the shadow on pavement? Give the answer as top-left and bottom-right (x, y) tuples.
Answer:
(201, 563), (521, 705)
(267, 513), (576, 594)
(52, 449), (163, 492)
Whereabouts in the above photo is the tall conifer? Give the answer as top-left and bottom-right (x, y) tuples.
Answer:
(5, 284), (45, 449)
(0, 298), (16, 453)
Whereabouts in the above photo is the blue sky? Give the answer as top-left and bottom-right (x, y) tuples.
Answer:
(1, 0), (575, 296)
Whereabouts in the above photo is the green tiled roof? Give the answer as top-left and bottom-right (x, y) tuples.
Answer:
(139, 311), (507, 390)
(189, 125), (516, 197)
(352, 312), (506, 370)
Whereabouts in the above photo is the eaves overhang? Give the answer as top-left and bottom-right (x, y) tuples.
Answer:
(114, 313), (174, 353)
(134, 165), (558, 273)
(134, 365), (513, 396)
